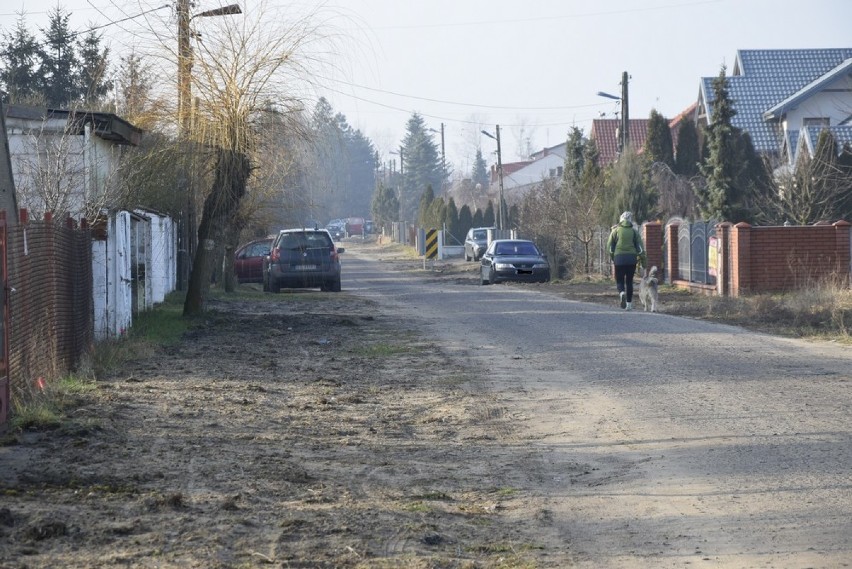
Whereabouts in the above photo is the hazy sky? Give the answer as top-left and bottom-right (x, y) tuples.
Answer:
(3, 0), (850, 175)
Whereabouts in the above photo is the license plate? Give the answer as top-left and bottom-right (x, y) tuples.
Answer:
(294, 264), (317, 271)
(517, 269), (532, 275)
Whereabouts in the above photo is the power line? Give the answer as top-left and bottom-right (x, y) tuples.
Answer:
(322, 84), (599, 129)
(323, 76), (606, 112)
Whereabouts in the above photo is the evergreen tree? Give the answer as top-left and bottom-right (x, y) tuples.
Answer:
(674, 119), (700, 177)
(472, 207), (484, 228)
(76, 29), (110, 106)
(444, 197), (460, 243)
(0, 15), (42, 104)
(458, 204), (473, 237)
(39, 7), (78, 107)
(370, 182), (399, 229)
(696, 66), (741, 221)
(472, 148), (489, 189)
(417, 185), (435, 227)
(483, 201), (495, 227)
(400, 113), (443, 220)
(562, 126), (585, 189)
(645, 109), (674, 169)
(603, 147), (656, 224)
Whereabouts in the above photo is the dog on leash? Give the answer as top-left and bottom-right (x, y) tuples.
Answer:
(639, 265), (659, 312)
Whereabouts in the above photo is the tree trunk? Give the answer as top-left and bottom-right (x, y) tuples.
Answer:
(184, 148), (251, 316)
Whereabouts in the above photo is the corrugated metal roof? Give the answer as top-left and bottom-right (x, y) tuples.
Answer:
(702, 49), (852, 154)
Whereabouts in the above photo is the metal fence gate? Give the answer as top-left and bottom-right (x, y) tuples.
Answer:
(668, 218), (718, 286)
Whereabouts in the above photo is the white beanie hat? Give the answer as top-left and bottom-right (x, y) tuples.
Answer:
(619, 211), (633, 223)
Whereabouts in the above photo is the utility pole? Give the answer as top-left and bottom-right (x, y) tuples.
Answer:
(481, 126), (505, 230)
(439, 122), (446, 189)
(176, 0), (192, 291)
(621, 70), (629, 152)
(177, 0), (192, 136)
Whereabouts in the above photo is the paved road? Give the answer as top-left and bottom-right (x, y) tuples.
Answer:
(343, 248), (852, 568)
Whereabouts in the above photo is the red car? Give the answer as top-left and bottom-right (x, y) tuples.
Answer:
(234, 237), (273, 283)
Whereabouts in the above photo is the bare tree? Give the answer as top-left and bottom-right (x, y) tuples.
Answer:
(650, 161), (699, 221)
(174, 1), (341, 315)
(765, 131), (851, 225)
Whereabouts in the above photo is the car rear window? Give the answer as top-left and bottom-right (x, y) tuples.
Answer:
(277, 232), (332, 250)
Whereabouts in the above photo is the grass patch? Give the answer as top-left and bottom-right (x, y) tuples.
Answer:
(129, 291), (192, 346)
(401, 501), (432, 512)
(350, 343), (418, 357)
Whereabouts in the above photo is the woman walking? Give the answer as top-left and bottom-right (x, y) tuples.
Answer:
(606, 211), (646, 311)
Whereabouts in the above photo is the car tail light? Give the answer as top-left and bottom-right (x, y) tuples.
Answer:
(329, 249), (339, 262)
(270, 248), (281, 262)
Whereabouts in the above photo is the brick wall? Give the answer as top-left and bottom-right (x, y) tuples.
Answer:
(728, 221), (850, 295)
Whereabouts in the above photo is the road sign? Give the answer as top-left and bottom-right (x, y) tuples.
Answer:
(425, 228), (438, 260)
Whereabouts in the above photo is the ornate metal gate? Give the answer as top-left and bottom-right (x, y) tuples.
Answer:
(668, 218), (718, 286)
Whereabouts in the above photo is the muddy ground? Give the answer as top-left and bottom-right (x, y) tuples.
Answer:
(0, 239), (841, 568)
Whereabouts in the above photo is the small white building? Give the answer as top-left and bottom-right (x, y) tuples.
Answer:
(4, 104), (142, 220)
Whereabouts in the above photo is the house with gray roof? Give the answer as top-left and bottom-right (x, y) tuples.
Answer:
(697, 48), (852, 169)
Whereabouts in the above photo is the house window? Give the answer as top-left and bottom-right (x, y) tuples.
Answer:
(557, 166), (563, 177)
(803, 117), (830, 128)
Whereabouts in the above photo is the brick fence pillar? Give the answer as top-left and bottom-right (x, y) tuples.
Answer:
(665, 222), (679, 284)
(642, 221), (663, 273)
(716, 222), (732, 296)
(834, 220), (851, 282)
(731, 222), (752, 297)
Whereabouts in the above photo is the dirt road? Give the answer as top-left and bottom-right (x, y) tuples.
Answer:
(1, 240), (850, 568)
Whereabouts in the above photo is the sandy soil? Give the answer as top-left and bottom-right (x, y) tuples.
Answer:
(0, 239), (844, 568)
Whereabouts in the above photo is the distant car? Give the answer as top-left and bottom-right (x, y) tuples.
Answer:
(326, 223), (345, 241)
(464, 227), (496, 261)
(263, 228), (344, 293)
(479, 239), (550, 285)
(234, 237), (273, 284)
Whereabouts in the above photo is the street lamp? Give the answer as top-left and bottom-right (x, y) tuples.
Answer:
(481, 126), (505, 230)
(177, 1), (242, 135)
(596, 70), (630, 155)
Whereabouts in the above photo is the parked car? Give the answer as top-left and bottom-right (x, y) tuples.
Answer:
(234, 237), (273, 284)
(263, 228), (345, 293)
(464, 226), (496, 261)
(479, 239), (550, 285)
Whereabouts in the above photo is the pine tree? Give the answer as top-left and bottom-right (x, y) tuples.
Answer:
(76, 29), (110, 106)
(562, 126), (585, 189)
(400, 113), (443, 221)
(645, 109), (674, 169)
(472, 148), (489, 189)
(39, 7), (78, 107)
(0, 15), (42, 104)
